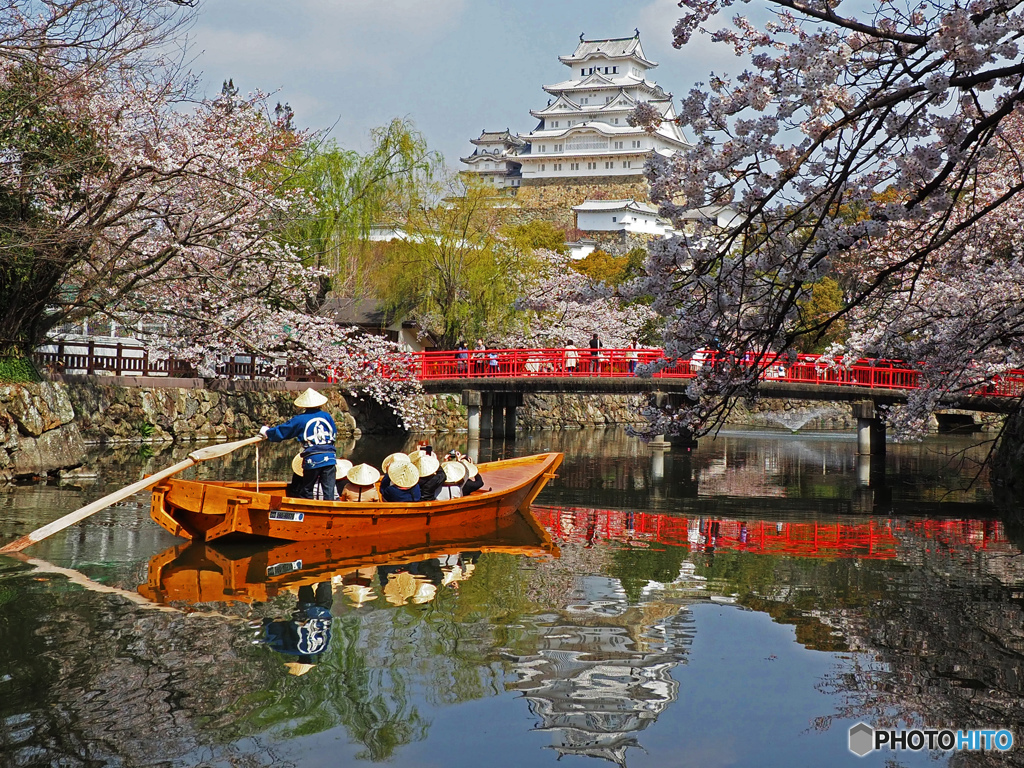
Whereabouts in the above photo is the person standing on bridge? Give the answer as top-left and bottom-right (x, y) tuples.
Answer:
(589, 333), (602, 375)
(564, 341), (579, 375)
(260, 388), (338, 500)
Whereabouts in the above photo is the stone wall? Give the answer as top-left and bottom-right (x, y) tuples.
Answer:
(0, 379), (357, 483)
(513, 178), (650, 229)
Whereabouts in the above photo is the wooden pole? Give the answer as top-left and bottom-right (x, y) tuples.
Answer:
(0, 435), (266, 554)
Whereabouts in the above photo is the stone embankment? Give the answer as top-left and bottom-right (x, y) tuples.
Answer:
(0, 378), (356, 483)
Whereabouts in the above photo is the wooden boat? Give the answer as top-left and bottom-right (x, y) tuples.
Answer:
(139, 507), (558, 604)
(149, 451), (563, 544)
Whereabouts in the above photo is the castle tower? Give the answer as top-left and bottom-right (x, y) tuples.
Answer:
(518, 31), (689, 185)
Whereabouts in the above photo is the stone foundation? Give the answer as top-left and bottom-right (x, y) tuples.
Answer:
(0, 379), (357, 483)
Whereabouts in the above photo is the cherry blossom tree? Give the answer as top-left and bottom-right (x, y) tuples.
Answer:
(508, 250), (657, 348)
(0, 0), (423, 426)
(632, 0), (1024, 438)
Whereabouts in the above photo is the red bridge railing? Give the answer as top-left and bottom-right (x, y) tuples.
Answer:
(410, 348), (1024, 397)
(33, 341), (1024, 397)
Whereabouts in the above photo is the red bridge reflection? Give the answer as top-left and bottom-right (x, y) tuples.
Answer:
(532, 506), (1009, 560)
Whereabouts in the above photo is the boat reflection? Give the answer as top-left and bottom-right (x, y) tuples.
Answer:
(138, 508), (559, 606)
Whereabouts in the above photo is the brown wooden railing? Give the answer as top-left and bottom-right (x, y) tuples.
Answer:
(33, 341), (322, 381)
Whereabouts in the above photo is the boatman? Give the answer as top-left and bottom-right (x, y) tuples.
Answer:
(260, 388), (338, 500)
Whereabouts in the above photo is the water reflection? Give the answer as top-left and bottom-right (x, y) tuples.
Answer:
(1, 428), (1022, 767)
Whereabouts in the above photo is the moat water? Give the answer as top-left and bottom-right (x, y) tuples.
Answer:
(1, 427), (1022, 767)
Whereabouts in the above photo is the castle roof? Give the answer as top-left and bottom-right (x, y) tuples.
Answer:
(559, 32), (656, 68)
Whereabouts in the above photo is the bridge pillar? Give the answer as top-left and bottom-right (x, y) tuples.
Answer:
(651, 445), (666, 479)
(852, 400), (886, 456)
(504, 394), (519, 440)
(489, 394), (504, 439)
(463, 390), (481, 438)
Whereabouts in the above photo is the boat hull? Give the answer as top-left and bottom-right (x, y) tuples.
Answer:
(150, 451), (563, 543)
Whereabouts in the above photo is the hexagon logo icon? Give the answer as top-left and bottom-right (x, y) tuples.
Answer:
(849, 722), (874, 757)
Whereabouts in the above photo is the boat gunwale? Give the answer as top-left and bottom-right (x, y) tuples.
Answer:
(157, 452), (562, 517)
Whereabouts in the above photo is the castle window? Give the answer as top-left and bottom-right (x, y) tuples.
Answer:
(613, 66), (618, 73)
(623, 161), (631, 168)
(540, 163), (546, 171)
(587, 162), (596, 170)
(612, 216), (617, 222)
(605, 161), (613, 169)
(632, 140), (642, 148)
(581, 69), (585, 76)
(613, 118), (619, 124)
(570, 162), (579, 170)
(551, 121), (558, 128)
(614, 141), (623, 149)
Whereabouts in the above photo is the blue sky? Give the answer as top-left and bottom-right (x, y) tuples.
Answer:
(188, 0), (747, 168)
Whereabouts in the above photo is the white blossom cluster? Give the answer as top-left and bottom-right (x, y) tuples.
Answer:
(631, 0), (1024, 439)
(504, 250), (656, 348)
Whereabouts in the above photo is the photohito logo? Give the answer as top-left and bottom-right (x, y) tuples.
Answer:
(848, 723), (1014, 757)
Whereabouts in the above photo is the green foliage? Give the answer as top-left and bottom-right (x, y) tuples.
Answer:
(503, 220), (567, 254)
(609, 544), (689, 603)
(795, 277), (847, 353)
(570, 249), (630, 286)
(0, 355), (39, 382)
(136, 421), (155, 439)
(374, 180), (540, 348)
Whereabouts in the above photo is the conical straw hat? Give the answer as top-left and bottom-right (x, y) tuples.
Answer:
(382, 452), (409, 473)
(441, 460), (467, 484)
(461, 457), (478, 479)
(294, 388), (328, 408)
(291, 453), (304, 475)
(410, 450), (440, 477)
(383, 571), (418, 605)
(387, 460), (420, 490)
(411, 581), (438, 604)
(343, 583), (377, 605)
(335, 458), (353, 476)
(347, 463), (380, 486)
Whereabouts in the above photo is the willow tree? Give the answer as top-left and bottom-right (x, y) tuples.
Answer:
(283, 119), (441, 304)
(372, 178), (539, 349)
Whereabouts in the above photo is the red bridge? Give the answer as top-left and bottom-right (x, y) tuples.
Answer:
(410, 347), (1024, 402)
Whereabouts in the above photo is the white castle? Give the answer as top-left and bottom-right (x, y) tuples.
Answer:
(461, 31), (690, 190)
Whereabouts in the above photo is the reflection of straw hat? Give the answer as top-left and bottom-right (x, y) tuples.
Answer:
(284, 662), (315, 676)
(382, 452), (409, 473)
(347, 463), (381, 486)
(387, 461), (420, 490)
(441, 460), (467, 484)
(441, 565), (462, 586)
(410, 450), (440, 477)
(343, 583), (377, 605)
(461, 458), (478, 479)
(411, 581), (437, 604)
(294, 388), (328, 408)
(336, 458), (353, 476)
(383, 571), (418, 605)
(291, 453), (304, 476)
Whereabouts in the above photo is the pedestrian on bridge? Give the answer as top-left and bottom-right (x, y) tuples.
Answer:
(589, 333), (602, 375)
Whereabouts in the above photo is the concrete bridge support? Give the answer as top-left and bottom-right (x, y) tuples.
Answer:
(649, 392), (699, 452)
(852, 400), (886, 456)
(463, 390), (523, 440)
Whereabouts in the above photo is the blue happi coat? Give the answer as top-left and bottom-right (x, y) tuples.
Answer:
(264, 409), (337, 470)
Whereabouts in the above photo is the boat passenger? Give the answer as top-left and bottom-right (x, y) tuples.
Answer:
(380, 460), (421, 502)
(410, 448), (445, 500)
(341, 463), (381, 502)
(435, 460), (467, 500)
(461, 456), (484, 495)
(260, 388), (338, 500)
(381, 452), (408, 474)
